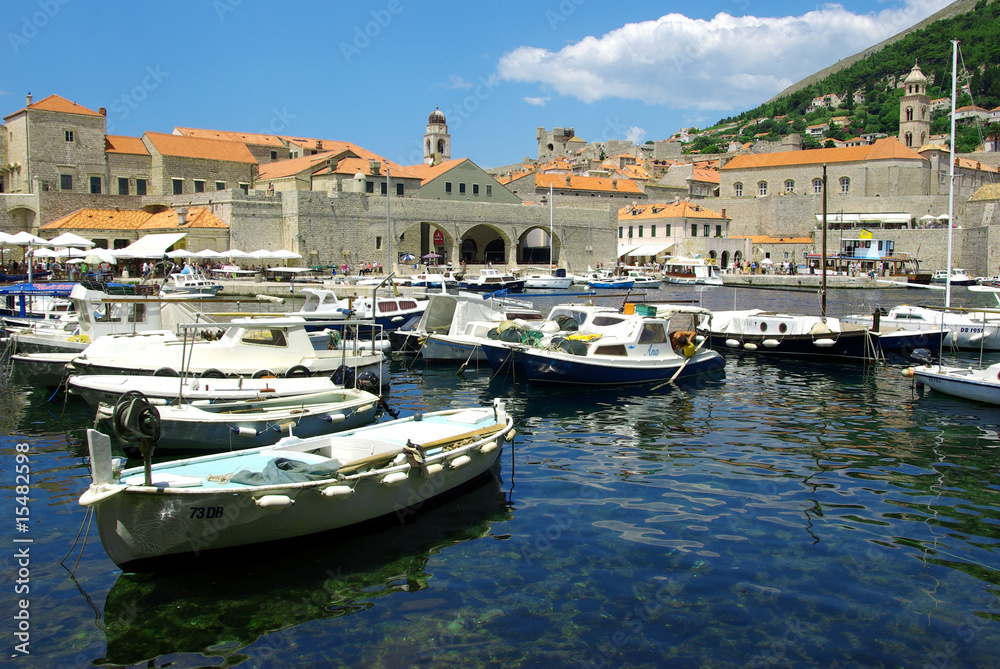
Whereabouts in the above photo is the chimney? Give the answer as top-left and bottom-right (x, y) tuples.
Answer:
(25, 92), (32, 106)
(722, 208), (727, 219)
(176, 207), (188, 225)
(317, 140), (323, 150)
(98, 107), (106, 116)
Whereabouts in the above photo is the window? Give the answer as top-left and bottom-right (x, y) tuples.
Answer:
(60, 174), (73, 191)
(376, 236), (382, 249)
(365, 181), (374, 193)
(172, 178), (183, 195)
(445, 182), (452, 193)
(194, 180), (205, 193)
(239, 183), (249, 194)
(839, 177), (850, 194)
(118, 178), (129, 195)
(651, 225), (656, 237)
(90, 176), (102, 194)
(716, 224), (722, 237)
(380, 182), (387, 195)
(473, 184), (479, 195)
(639, 225), (644, 238)
(734, 182), (743, 197)
(136, 179), (147, 195)
(758, 181), (768, 196)
(486, 185), (492, 196)
(812, 178), (823, 194)
(628, 226), (633, 238)
(666, 224), (671, 237)
(784, 180), (795, 194)
(65, 130), (74, 142)
(459, 183), (466, 194)
(691, 224), (697, 237)
(216, 181), (226, 191)
(396, 182), (403, 196)
(618, 227), (623, 239)
(270, 150), (278, 160)
(704, 224), (710, 237)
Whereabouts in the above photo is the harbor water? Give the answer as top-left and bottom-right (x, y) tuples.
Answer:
(3, 285), (1000, 667)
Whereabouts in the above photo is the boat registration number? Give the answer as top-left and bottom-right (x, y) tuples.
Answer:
(190, 506), (224, 519)
(959, 327), (986, 334)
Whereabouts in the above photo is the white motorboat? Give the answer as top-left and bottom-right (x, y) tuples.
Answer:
(419, 293), (543, 363)
(662, 257), (722, 285)
(65, 316), (387, 383)
(841, 305), (1000, 350)
(903, 360), (1000, 405)
(94, 387), (381, 455)
(294, 288), (426, 334)
(932, 268), (976, 286)
(68, 373), (344, 408)
(521, 267), (572, 290)
(159, 269), (224, 298)
(407, 271), (460, 289)
(79, 398), (515, 571)
(458, 268), (525, 293)
(491, 304), (725, 385)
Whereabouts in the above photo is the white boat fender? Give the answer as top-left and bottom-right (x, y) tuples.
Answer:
(743, 343), (758, 351)
(324, 413), (346, 423)
(321, 485), (353, 498)
(725, 339), (741, 348)
(381, 472), (409, 486)
(233, 426), (258, 437)
(423, 463), (444, 476)
(480, 441), (498, 454)
(813, 338), (836, 348)
(391, 316), (403, 322)
(254, 494), (294, 508)
(901, 368), (915, 378)
(503, 427), (517, 442)
(968, 332), (984, 343)
(449, 455), (472, 469)
(762, 339), (780, 348)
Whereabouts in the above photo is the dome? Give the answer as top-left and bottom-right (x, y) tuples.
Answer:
(428, 108), (446, 125)
(354, 170), (365, 180)
(903, 61), (927, 84)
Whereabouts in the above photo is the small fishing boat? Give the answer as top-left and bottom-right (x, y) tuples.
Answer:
(498, 305), (725, 385)
(459, 268), (525, 293)
(419, 293), (543, 363)
(68, 373), (344, 409)
(159, 269), (224, 298)
(903, 360), (1000, 406)
(932, 268), (977, 286)
(79, 398), (515, 571)
(94, 387), (381, 455)
(586, 278), (633, 289)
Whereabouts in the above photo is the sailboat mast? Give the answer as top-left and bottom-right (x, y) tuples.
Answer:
(946, 39), (959, 308)
(821, 164), (828, 319)
(549, 184), (554, 268)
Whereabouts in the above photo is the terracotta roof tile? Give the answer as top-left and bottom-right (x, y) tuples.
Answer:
(618, 201), (727, 221)
(722, 137), (925, 170)
(399, 158), (467, 184)
(140, 207), (228, 230)
(26, 94), (102, 117)
(173, 127), (286, 147)
(257, 150), (350, 181)
(144, 131), (257, 164)
(105, 135), (149, 155)
(534, 173), (642, 194)
(39, 208), (152, 231)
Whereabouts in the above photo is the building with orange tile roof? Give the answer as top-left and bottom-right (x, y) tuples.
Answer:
(142, 132), (256, 197)
(105, 135), (152, 196)
(502, 171), (644, 202)
(399, 158), (521, 203)
(39, 206), (229, 253)
(173, 127), (290, 164)
(617, 200), (737, 262)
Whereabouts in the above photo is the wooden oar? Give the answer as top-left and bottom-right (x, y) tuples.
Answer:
(651, 336), (708, 391)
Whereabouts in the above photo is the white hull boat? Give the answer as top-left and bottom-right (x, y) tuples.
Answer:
(79, 400), (515, 571)
(904, 362), (1000, 405)
(842, 305), (1000, 350)
(159, 270), (224, 298)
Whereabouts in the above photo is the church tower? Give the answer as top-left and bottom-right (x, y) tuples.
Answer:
(899, 60), (930, 149)
(423, 108), (450, 165)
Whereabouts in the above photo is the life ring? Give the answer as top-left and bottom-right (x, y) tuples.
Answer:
(153, 367), (179, 377)
(285, 365), (310, 378)
(200, 368), (225, 378)
(252, 369), (276, 379)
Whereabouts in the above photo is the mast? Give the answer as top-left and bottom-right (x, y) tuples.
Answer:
(946, 39), (958, 308)
(821, 164), (828, 319)
(548, 184), (554, 269)
(385, 161), (392, 273)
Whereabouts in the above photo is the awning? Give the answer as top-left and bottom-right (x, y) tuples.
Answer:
(617, 243), (642, 257)
(112, 233), (188, 259)
(623, 243), (674, 257)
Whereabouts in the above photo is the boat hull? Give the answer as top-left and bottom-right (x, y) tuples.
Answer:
(512, 348), (725, 385)
(912, 366), (1000, 405)
(459, 280), (525, 293)
(704, 330), (876, 361)
(421, 336), (486, 363)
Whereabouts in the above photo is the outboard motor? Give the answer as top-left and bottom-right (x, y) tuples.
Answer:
(355, 371), (380, 394)
(331, 365), (356, 388)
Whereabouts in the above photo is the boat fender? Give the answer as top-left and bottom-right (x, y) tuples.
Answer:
(325, 413), (346, 423)
(254, 495), (294, 508)
(743, 343), (758, 351)
(391, 316), (403, 322)
(233, 426), (258, 437)
(762, 339), (780, 348)
(200, 368), (225, 379)
(480, 441), (498, 454)
(321, 485), (353, 498)
(725, 339), (740, 348)
(153, 367), (179, 377)
(968, 333), (984, 343)
(381, 472), (409, 486)
(503, 427), (516, 442)
(813, 338), (836, 348)
(424, 463), (444, 476)
(285, 365), (310, 378)
(901, 368), (915, 378)
(252, 369), (276, 379)
(449, 455), (472, 469)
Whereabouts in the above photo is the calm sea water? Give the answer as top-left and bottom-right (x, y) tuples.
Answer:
(3, 285), (1000, 668)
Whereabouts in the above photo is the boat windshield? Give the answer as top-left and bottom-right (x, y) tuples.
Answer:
(240, 327), (288, 347)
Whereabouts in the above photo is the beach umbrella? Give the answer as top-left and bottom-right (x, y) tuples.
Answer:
(47, 232), (95, 248)
(248, 249), (275, 259)
(84, 249), (117, 265)
(196, 249), (224, 259)
(422, 252), (442, 259)
(401, 253), (415, 261)
(225, 249), (249, 259)
(166, 249), (195, 259)
(760, 258), (774, 265)
(55, 247), (89, 259)
(271, 249), (301, 260)
(30, 248), (58, 258)
(6, 231), (53, 246)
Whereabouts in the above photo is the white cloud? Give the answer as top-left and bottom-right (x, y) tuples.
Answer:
(624, 126), (646, 143)
(497, 1), (952, 111)
(442, 75), (474, 90)
(524, 96), (550, 106)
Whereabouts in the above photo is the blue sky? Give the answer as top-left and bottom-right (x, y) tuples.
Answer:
(3, 0), (953, 168)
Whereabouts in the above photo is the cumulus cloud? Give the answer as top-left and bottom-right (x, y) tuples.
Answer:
(497, 1), (952, 111)
(442, 75), (473, 90)
(524, 96), (550, 106)
(624, 126), (646, 143)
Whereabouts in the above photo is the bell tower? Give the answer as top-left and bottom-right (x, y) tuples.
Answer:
(899, 60), (930, 149)
(423, 108), (450, 166)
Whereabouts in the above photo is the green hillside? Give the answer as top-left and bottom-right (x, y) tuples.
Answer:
(686, 0), (1000, 154)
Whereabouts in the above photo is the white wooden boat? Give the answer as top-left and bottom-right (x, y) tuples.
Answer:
(68, 374), (343, 408)
(904, 361), (1000, 405)
(841, 305), (1000, 350)
(459, 268), (525, 293)
(79, 399), (515, 571)
(94, 388), (381, 455)
(521, 267), (572, 290)
(65, 316), (387, 383)
(419, 293), (542, 363)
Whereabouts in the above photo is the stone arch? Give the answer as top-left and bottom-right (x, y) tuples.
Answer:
(459, 224), (512, 265)
(517, 225), (559, 264)
(720, 250), (730, 269)
(5, 206), (36, 232)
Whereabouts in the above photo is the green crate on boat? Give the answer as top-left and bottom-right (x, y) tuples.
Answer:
(634, 304), (658, 317)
